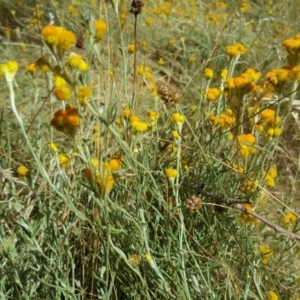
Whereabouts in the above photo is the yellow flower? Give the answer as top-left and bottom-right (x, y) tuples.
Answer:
(49, 142), (58, 152)
(109, 158), (122, 172)
(42, 25), (63, 46)
(145, 18), (153, 27)
(17, 165), (28, 176)
(94, 20), (107, 41)
(127, 44), (135, 53)
(147, 111), (159, 122)
(165, 168), (178, 181)
(54, 75), (67, 87)
(237, 133), (255, 144)
(204, 68), (214, 80)
(283, 36), (300, 53)
(158, 57), (165, 65)
(57, 29), (76, 50)
(189, 55), (197, 62)
(205, 87), (221, 101)
(67, 53), (89, 72)
(221, 69), (228, 80)
(239, 204), (257, 224)
(282, 212), (297, 230)
(96, 174), (115, 194)
(0, 61), (18, 81)
(259, 245), (273, 264)
(55, 86), (72, 101)
(171, 113), (185, 125)
(42, 25), (75, 51)
(131, 121), (149, 133)
(123, 108), (131, 118)
(172, 130), (180, 140)
(137, 65), (152, 80)
(168, 39), (176, 47)
(58, 154), (70, 168)
(191, 105), (197, 113)
(268, 291), (278, 300)
(26, 63), (37, 74)
(78, 85), (93, 106)
(145, 253), (152, 261)
(226, 42), (247, 57)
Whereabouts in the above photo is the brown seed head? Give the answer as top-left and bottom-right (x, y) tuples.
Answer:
(186, 196), (202, 213)
(157, 83), (180, 105)
(129, 0), (144, 16)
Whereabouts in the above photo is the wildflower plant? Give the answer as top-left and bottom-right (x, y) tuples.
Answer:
(1, 1), (300, 299)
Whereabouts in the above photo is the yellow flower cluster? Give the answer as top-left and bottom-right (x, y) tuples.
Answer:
(268, 291), (279, 300)
(282, 212), (297, 230)
(265, 68), (291, 89)
(237, 133), (256, 158)
(242, 178), (258, 194)
(83, 156), (123, 194)
(282, 34), (300, 53)
(78, 85), (93, 106)
(204, 87), (221, 101)
(226, 68), (260, 94)
(67, 53), (89, 72)
(239, 203), (257, 224)
(17, 165), (28, 176)
(263, 165), (277, 188)
(94, 20), (107, 41)
(165, 168), (178, 182)
(259, 245), (273, 264)
(226, 42), (247, 58)
(54, 75), (72, 101)
(0, 60), (18, 81)
(42, 25), (76, 51)
(137, 65), (152, 80)
(209, 109), (236, 128)
(204, 68), (214, 80)
(255, 109), (282, 138)
(129, 115), (150, 133)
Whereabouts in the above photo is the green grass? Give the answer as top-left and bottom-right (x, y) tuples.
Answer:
(1, 0), (300, 299)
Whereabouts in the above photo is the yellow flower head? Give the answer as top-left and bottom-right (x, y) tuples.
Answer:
(237, 133), (255, 144)
(67, 53), (89, 72)
(26, 63), (37, 74)
(49, 142), (58, 152)
(282, 212), (297, 230)
(283, 36), (300, 53)
(171, 113), (185, 125)
(127, 44), (135, 53)
(78, 85), (93, 106)
(94, 20), (107, 41)
(204, 68), (214, 80)
(58, 154), (70, 168)
(131, 121), (149, 133)
(226, 42), (247, 57)
(205, 87), (221, 101)
(239, 203), (257, 224)
(268, 291), (278, 300)
(147, 111), (159, 122)
(165, 168), (178, 181)
(259, 245), (273, 264)
(55, 86), (72, 101)
(42, 25), (75, 51)
(220, 69), (228, 80)
(0, 61), (18, 81)
(57, 29), (76, 50)
(17, 165), (28, 176)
